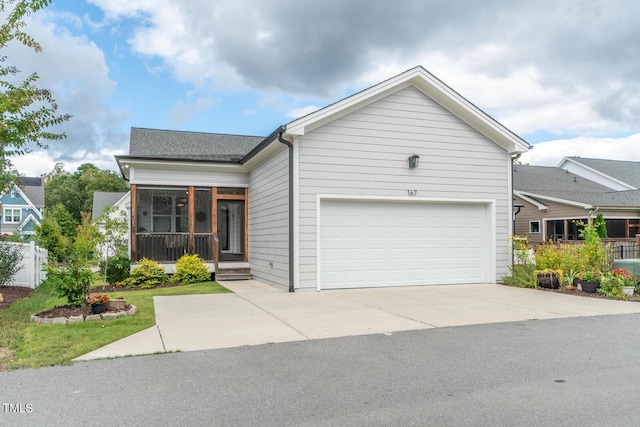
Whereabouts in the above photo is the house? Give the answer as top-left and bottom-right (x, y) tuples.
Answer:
(92, 191), (130, 257)
(0, 177), (44, 237)
(116, 66), (531, 291)
(513, 161), (640, 242)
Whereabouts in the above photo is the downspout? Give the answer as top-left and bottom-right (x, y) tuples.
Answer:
(278, 131), (295, 292)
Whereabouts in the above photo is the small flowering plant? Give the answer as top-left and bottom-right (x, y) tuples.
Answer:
(577, 270), (603, 282)
(605, 269), (637, 287)
(87, 293), (110, 304)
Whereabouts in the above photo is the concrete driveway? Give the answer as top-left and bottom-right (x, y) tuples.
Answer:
(76, 280), (640, 361)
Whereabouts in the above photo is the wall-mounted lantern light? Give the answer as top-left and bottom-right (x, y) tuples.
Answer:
(408, 154), (420, 169)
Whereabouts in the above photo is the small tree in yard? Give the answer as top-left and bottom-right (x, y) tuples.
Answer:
(48, 213), (101, 306)
(0, 240), (23, 286)
(96, 206), (130, 285)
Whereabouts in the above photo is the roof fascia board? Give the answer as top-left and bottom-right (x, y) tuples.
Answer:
(286, 66), (530, 154)
(116, 157), (246, 172)
(514, 191), (549, 211)
(559, 157), (636, 190)
(516, 190), (593, 209)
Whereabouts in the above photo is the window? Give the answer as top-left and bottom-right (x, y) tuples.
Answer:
(529, 221), (540, 233)
(4, 208), (21, 223)
(136, 188), (189, 233)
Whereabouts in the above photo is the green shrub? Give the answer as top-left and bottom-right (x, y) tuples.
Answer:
(123, 258), (168, 288)
(99, 254), (131, 284)
(172, 254), (211, 284)
(503, 263), (536, 288)
(0, 241), (24, 286)
(46, 261), (94, 306)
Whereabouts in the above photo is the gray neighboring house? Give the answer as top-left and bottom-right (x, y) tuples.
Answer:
(116, 66), (530, 291)
(513, 163), (640, 242)
(92, 191), (130, 221)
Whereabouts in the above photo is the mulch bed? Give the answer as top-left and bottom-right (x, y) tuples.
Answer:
(0, 282), (183, 319)
(537, 286), (640, 302)
(0, 286), (33, 309)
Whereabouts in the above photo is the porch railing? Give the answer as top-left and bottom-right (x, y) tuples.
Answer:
(135, 233), (214, 262)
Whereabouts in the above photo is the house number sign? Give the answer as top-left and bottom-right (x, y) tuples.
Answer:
(407, 190), (418, 196)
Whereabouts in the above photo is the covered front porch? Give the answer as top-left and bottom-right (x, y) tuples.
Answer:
(129, 185), (248, 263)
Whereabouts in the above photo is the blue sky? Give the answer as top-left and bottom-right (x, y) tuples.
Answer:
(6, 0), (640, 176)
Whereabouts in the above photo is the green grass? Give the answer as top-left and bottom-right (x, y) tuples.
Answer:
(0, 280), (230, 371)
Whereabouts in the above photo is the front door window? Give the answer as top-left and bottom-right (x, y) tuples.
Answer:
(217, 200), (244, 261)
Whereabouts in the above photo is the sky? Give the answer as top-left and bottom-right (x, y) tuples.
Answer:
(5, 0), (640, 176)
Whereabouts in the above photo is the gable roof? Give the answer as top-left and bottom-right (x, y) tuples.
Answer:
(92, 191), (128, 220)
(559, 157), (640, 189)
(15, 177), (44, 209)
(285, 66), (531, 154)
(128, 127), (265, 162)
(514, 165), (640, 208)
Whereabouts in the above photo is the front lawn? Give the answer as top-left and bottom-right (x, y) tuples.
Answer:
(0, 280), (230, 371)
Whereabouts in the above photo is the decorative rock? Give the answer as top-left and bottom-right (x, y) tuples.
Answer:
(29, 305), (137, 324)
(100, 312), (118, 320)
(108, 299), (126, 310)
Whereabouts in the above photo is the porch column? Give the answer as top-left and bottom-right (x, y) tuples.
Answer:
(212, 187), (217, 261)
(188, 186), (195, 254)
(130, 184), (137, 261)
(244, 187), (249, 262)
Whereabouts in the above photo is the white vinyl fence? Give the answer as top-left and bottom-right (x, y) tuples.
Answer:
(4, 241), (48, 289)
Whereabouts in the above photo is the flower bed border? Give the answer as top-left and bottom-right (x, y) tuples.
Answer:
(29, 305), (137, 324)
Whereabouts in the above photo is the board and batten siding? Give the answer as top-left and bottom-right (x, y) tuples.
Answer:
(248, 145), (290, 287)
(296, 86), (512, 289)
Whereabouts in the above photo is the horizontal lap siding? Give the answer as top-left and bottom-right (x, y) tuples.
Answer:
(249, 146), (289, 287)
(132, 166), (248, 187)
(296, 86), (510, 289)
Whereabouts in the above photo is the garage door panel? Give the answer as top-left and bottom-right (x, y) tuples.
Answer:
(320, 200), (488, 289)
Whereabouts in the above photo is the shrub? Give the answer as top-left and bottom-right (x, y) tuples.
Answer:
(99, 254), (131, 284)
(172, 254), (210, 284)
(123, 258), (168, 288)
(0, 241), (24, 286)
(46, 261), (94, 306)
(503, 263), (536, 288)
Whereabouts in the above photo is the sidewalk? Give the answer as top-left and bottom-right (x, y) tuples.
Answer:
(75, 281), (640, 361)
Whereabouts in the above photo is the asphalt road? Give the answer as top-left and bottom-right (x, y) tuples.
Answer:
(2, 314), (640, 426)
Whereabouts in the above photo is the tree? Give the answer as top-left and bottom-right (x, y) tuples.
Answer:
(45, 163), (127, 222)
(0, 0), (71, 188)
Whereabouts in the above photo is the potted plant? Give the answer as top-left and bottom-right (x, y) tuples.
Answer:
(577, 270), (602, 293)
(600, 269), (637, 298)
(563, 269), (579, 291)
(87, 293), (110, 314)
(534, 268), (563, 289)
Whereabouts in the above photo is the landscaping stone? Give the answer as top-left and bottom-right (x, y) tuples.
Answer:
(85, 314), (102, 322)
(29, 305), (137, 324)
(108, 299), (126, 310)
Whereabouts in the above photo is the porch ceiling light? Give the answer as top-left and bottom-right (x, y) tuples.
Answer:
(408, 154), (420, 169)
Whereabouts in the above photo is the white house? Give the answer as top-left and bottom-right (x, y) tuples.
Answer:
(116, 66), (530, 291)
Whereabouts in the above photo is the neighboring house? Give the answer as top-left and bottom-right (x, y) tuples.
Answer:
(513, 162), (640, 242)
(116, 66), (530, 291)
(92, 191), (130, 257)
(0, 177), (44, 237)
(558, 157), (640, 191)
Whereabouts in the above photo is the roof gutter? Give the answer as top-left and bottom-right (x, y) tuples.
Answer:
(278, 131), (295, 293)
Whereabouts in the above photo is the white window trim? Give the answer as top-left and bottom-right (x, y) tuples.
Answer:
(4, 208), (22, 223)
(529, 220), (541, 233)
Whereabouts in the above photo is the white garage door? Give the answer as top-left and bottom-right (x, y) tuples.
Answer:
(319, 200), (488, 289)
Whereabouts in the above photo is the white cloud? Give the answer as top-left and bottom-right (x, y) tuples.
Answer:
(520, 134), (640, 166)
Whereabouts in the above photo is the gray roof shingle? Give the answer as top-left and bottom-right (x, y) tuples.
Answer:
(513, 165), (640, 207)
(128, 127), (265, 162)
(566, 157), (640, 188)
(19, 176), (44, 209)
(92, 191), (128, 220)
